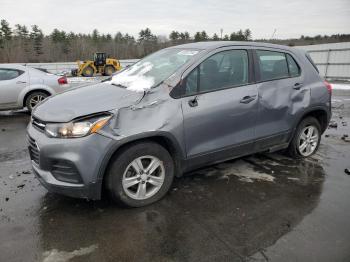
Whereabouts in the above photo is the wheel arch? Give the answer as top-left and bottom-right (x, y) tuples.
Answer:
(95, 132), (185, 199)
(294, 106), (330, 135)
(22, 89), (52, 107)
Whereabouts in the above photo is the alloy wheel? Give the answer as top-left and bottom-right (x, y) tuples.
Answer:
(122, 155), (165, 200)
(29, 94), (46, 109)
(298, 125), (319, 156)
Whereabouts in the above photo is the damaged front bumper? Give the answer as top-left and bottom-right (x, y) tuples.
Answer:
(27, 121), (116, 200)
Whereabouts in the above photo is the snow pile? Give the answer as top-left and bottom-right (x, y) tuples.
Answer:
(43, 245), (98, 262)
(331, 83), (350, 90)
(110, 62), (155, 92)
(203, 160), (275, 183)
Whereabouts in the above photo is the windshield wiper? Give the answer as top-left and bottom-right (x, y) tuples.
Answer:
(111, 83), (127, 88)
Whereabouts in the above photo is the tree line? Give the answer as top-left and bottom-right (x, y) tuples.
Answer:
(0, 18), (349, 63)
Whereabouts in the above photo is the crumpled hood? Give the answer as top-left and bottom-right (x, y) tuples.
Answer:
(33, 83), (143, 122)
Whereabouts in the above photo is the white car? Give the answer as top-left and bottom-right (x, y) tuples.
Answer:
(0, 64), (70, 112)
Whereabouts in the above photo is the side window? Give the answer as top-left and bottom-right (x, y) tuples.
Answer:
(286, 54), (301, 77)
(184, 49), (249, 95)
(256, 50), (289, 81)
(0, 69), (23, 81)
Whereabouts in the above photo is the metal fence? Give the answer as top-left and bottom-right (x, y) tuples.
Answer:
(298, 42), (350, 80)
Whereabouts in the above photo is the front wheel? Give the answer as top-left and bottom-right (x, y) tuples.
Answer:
(106, 142), (174, 207)
(287, 117), (321, 158)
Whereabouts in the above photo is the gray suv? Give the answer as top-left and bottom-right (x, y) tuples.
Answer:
(27, 42), (331, 207)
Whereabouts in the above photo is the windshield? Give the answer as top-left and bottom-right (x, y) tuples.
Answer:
(109, 48), (201, 92)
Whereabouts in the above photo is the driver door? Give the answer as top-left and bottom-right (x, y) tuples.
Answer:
(179, 49), (259, 161)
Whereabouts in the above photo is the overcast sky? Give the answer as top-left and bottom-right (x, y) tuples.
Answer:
(1, 0), (349, 39)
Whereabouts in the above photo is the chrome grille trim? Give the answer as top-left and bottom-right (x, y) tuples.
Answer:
(28, 136), (40, 165)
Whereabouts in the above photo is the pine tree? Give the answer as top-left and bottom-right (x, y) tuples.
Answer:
(169, 31), (180, 41)
(0, 19), (13, 61)
(0, 19), (12, 41)
(194, 32), (201, 42)
(244, 29), (252, 41)
(30, 25), (44, 57)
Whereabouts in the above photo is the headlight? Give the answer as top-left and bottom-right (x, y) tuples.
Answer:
(45, 114), (112, 138)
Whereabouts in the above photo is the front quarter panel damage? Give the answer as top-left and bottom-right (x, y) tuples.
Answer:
(99, 85), (186, 159)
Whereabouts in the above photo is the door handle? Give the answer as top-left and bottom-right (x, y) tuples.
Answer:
(240, 95), (256, 104)
(293, 82), (303, 90)
(16, 81), (26, 84)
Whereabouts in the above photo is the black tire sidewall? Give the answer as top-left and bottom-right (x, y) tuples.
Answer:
(26, 92), (48, 112)
(82, 66), (94, 77)
(104, 66), (115, 76)
(289, 117), (321, 158)
(106, 142), (174, 207)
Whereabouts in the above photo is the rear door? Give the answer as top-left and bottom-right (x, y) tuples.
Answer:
(179, 48), (259, 160)
(254, 49), (305, 149)
(0, 68), (27, 109)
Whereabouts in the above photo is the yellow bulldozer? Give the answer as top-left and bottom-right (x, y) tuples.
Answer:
(71, 52), (122, 77)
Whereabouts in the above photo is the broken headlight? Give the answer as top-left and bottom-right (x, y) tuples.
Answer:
(45, 114), (112, 138)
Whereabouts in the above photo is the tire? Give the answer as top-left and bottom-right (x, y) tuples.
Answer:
(25, 91), (49, 112)
(287, 117), (321, 158)
(71, 69), (78, 77)
(106, 142), (175, 207)
(82, 66), (94, 77)
(103, 65), (116, 76)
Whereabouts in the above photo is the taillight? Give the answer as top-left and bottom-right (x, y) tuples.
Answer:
(324, 80), (332, 94)
(58, 76), (68, 85)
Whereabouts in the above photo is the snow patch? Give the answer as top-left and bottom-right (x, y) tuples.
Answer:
(42, 245), (97, 262)
(331, 83), (350, 90)
(110, 62), (155, 92)
(216, 160), (275, 183)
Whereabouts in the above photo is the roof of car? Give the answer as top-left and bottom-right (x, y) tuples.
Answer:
(169, 41), (296, 52)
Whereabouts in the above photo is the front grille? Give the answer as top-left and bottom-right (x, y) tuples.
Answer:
(32, 117), (46, 132)
(28, 136), (40, 165)
(52, 160), (82, 184)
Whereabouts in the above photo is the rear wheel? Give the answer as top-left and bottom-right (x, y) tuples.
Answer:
(25, 92), (48, 112)
(103, 65), (116, 76)
(106, 142), (174, 207)
(287, 117), (321, 158)
(82, 66), (94, 77)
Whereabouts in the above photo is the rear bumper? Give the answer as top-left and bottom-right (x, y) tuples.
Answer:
(27, 121), (116, 200)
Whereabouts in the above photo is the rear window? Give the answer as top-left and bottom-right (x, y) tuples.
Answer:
(305, 53), (319, 73)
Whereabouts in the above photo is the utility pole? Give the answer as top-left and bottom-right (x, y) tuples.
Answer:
(220, 28), (223, 40)
(271, 29), (277, 39)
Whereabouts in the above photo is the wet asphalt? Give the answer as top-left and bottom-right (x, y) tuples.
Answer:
(0, 90), (350, 262)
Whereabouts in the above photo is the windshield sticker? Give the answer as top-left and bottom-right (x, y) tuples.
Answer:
(177, 50), (199, 56)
